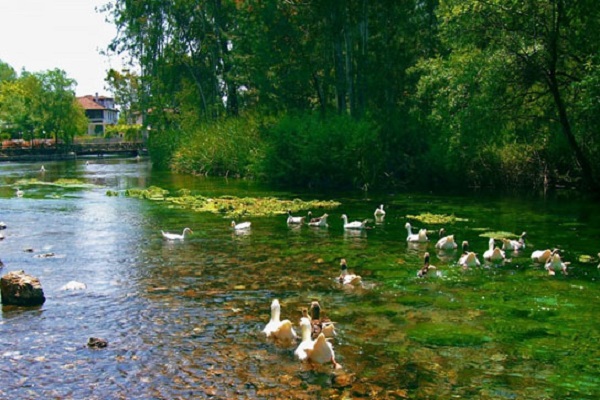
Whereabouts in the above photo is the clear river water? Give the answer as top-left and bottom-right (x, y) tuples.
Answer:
(0, 157), (598, 399)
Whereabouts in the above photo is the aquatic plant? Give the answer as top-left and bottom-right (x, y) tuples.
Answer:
(405, 212), (468, 225)
(124, 186), (340, 218)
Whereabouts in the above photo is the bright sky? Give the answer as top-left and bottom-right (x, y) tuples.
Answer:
(0, 0), (126, 97)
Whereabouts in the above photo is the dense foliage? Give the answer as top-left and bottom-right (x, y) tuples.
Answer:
(103, 1), (599, 192)
(0, 62), (88, 146)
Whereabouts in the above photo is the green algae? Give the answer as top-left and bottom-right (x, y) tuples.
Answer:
(406, 322), (492, 347)
(14, 178), (98, 188)
(406, 212), (468, 225)
(124, 185), (340, 218)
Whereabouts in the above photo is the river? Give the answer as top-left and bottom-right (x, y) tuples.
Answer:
(0, 157), (598, 399)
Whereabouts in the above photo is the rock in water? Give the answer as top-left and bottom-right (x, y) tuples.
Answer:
(0, 270), (46, 306)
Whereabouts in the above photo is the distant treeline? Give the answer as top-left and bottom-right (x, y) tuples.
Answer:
(105, 0), (600, 192)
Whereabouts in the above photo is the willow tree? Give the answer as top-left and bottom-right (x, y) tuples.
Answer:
(415, 0), (600, 190)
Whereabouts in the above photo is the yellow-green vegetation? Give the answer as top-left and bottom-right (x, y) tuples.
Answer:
(124, 186), (340, 218)
(406, 212), (468, 225)
(479, 231), (518, 239)
(14, 178), (98, 188)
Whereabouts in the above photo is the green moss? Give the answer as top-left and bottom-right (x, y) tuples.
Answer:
(405, 212), (468, 225)
(14, 178), (97, 188)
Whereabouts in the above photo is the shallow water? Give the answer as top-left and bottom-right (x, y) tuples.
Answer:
(0, 158), (598, 399)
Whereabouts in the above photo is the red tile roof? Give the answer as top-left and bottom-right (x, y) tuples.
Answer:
(76, 95), (107, 110)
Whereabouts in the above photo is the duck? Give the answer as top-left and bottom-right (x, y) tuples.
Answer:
(544, 251), (568, 276)
(161, 227), (193, 240)
(531, 248), (553, 263)
(483, 237), (505, 264)
(15, 187), (24, 197)
(341, 214), (368, 230)
(338, 258), (362, 286)
(435, 228), (458, 250)
(405, 222), (428, 242)
(417, 252), (437, 278)
(263, 299), (297, 344)
(502, 232), (527, 251)
(458, 241), (481, 269)
(374, 204), (386, 219)
(286, 210), (306, 225)
(307, 212), (329, 227)
(305, 300), (336, 338)
(231, 220), (251, 230)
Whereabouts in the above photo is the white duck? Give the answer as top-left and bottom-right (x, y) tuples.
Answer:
(531, 249), (553, 263)
(502, 232), (527, 251)
(263, 299), (297, 344)
(544, 251), (568, 276)
(417, 252), (437, 278)
(231, 220), (251, 230)
(307, 212), (329, 227)
(161, 227), (193, 240)
(338, 258), (362, 286)
(458, 241), (481, 269)
(374, 204), (386, 219)
(483, 237), (505, 264)
(286, 210), (305, 225)
(435, 228), (457, 250)
(405, 222), (428, 242)
(341, 214), (367, 230)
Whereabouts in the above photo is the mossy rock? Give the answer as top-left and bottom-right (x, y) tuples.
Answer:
(406, 322), (491, 347)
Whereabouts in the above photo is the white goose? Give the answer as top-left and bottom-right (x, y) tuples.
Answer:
(544, 251), (568, 276)
(295, 317), (341, 368)
(458, 241), (481, 269)
(417, 252), (437, 278)
(40, 165), (46, 173)
(15, 187), (24, 197)
(338, 258), (362, 286)
(374, 204), (386, 219)
(502, 232), (527, 251)
(286, 210), (305, 225)
(531, 249), (553, 263)
(263, 299), (297, 344)
(161, 227), (193, 240)
(341, 214), (367, 230)
(231, 220), (251, 230)
(483, 237), (505, 264)
(435, 228), (457, 250)
(294, 317), (315, 360)
(405, 222), (428, 242)
(307, 212), (329, 227)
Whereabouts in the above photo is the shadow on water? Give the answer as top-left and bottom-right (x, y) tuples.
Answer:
(0, 157), (598, 399)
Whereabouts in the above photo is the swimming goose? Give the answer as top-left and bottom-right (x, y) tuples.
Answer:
(231, 220), (251, 230)
(305, 333), (341, 368)
(531, 249), (553, 263)
(295, 317), (315, 360)
(483, 237), (505, 264)
(341, 214), (368, 230)
(502, 232), (527, 251)
(161, 227), (193, 240)
(338, 258), (362, 286)
(263, 299), (297, 344)
(405, 222), (428, 242)
(458, 241), (480, 269)
(435, 229), (458, 250)
(15, 187), (24, 197)
(286, 210), (305, 225)
(307, 212), (329, 227)
(417, 252), (437, 278)
(307, 300), (336, 338)
(374, 204), (386, 218)
(544, 251), (568, 276)
(40, 165), (45, 173)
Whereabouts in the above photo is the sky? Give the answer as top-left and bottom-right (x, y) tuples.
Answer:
(0, 0), (126, 97)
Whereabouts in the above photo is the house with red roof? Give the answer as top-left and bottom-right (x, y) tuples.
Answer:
(76, 94), (119, 135)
